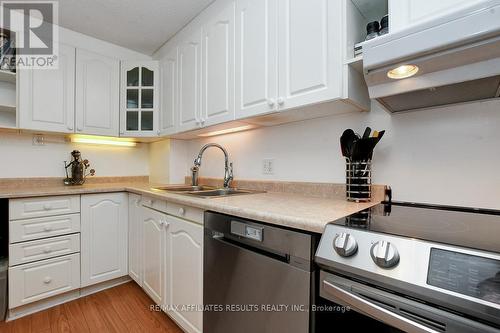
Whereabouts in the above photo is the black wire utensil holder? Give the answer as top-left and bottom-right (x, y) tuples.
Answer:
(346, 158), (371, 202)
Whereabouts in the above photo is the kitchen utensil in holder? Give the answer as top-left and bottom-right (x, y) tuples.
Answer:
(346, 158), (371, 202)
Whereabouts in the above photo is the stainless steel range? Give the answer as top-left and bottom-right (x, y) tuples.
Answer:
(315, 202), (500, 333)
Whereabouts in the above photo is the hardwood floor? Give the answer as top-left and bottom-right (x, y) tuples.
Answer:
(0, 282), (183, 333)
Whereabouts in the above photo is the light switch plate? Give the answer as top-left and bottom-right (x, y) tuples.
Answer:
(262, 159), (274, 175)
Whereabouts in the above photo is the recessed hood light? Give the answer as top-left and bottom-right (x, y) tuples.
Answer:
(387, 65), (419, 79)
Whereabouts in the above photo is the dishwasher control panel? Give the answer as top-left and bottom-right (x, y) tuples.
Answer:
(231, 221), (263, 242)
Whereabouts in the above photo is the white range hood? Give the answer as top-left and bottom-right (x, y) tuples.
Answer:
(363, 0), (500, 112)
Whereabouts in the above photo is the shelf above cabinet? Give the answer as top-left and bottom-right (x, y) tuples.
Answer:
(0, 70), (16, 83)
(345, 55), (364, 74)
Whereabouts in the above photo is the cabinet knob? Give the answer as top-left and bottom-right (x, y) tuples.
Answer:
(157, 130), (161, 136)
(67, 125), (74, 131)
(267, 99), (275, 107)
(277, 97), (285, 105)
(43, 204), (52, 210)
(178, 207), (185, 216)
(43, 277), (52, 284)
(43, 247), (52, 253)
(43, 226), (52, 232)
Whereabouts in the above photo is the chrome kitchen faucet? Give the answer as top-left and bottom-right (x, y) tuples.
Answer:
(191, 143), (233, 188)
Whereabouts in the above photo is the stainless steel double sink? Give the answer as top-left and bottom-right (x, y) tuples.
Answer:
(152, 184), (263, 198)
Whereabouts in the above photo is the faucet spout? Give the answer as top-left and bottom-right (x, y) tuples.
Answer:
(192, 143), (233, 188)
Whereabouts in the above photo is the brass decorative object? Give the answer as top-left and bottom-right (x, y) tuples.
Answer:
(64, 150), (95, 185)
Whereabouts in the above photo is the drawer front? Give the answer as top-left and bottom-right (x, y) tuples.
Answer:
(166, 202), (204, 224)
(10, 214), (81, 243)
(141, 196), (168, 213)
(9, 234), (80, 266)
(10, 195), (80, 220)
(9, 253), (80, 308)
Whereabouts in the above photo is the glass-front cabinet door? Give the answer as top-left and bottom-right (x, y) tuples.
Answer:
(120, 61), (159, 137)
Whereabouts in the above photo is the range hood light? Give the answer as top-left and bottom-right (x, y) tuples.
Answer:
(387, 65), (419, 79)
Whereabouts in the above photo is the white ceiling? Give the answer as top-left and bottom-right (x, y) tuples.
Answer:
(57, 0), (213, 55)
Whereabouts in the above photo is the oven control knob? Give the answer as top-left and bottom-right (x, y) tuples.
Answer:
(333, 233), (358, 257)
(370, 241), (399, 268)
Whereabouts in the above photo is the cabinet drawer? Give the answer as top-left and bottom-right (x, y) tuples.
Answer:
(166, 202), (204, 225)
(141, 196), (168, 213)
(9, 234), (80, 266)
(9, 253), (80, 309)
(10, 214), (81, 243)
(10, 195), (80, 220)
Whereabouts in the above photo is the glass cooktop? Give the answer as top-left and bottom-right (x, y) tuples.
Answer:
(332, 202), (500, 253)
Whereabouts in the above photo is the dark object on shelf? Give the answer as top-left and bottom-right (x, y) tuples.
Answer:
(380, 15), (389, 35)
(64, 150), (96, 185)
(366, 21), (380, 41)
(0, 29), (15, 72)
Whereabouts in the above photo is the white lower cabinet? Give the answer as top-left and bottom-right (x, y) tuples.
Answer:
(80, 193), (128, 287)
(165, 215), (203, 333)
(128, 193), (143, 286)
(9, 253), (80, 309)
(142, 207), (166, 305)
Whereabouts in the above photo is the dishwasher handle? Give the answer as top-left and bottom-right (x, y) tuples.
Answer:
(322, 279), (439, 333)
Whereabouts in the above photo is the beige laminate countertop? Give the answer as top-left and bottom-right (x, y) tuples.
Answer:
(0, 182), (379, 234)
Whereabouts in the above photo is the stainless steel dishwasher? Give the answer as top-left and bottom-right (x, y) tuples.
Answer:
(204, 211), (318, 333)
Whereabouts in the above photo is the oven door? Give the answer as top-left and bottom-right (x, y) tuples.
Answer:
(320, 271), (500, 333)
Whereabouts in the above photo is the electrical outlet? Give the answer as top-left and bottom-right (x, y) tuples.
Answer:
(32, 134), (45, 146)
(262, 159), (274, 175)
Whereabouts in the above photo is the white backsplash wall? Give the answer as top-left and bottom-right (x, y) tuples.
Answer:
(0, 132), (149, 178)
(174, 99), (500, 210)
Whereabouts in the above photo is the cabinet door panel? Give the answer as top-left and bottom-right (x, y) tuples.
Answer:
(177, 31), (202, 132)
(202, 2), (235, 126)
(128, 194), (142, 285)
(390, 0), (473, 32)
(81, 193), (128, 287)
(278, 0), (341, 109)
(76, 49), (120, 136)
(166, 216), (203, 333)
(19, 44), (75, 133)
(160, 48), (177, 135)
(120, 61), (160, 137)
(235, 0), (278, 119)
(142, 208), (165, 305)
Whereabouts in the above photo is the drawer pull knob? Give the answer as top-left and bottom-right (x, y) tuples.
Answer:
(178, 208), (185, 216)
(43, 247), (52, 253)
(43, 204), (52, 210)
(43, 226), (52, 232)
(43, 277), (52, 284)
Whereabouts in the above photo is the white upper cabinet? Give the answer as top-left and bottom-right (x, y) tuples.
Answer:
(159, 48), (178, 135)
(120, 61), (160, 137)
(165, 215), (203, 333)
(201, 1), (236, 127)
(19, 44), (75, 133)
(80, 193), (128, 287)
(235, 0), (278, 119)
(277, 0), (342, 110)
(76, 49), (120, 136)
(177, 29), (203, 133)
(389, 0), (475, 32)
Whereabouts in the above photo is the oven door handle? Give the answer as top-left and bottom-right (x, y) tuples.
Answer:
(323, 279), (440, 333)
